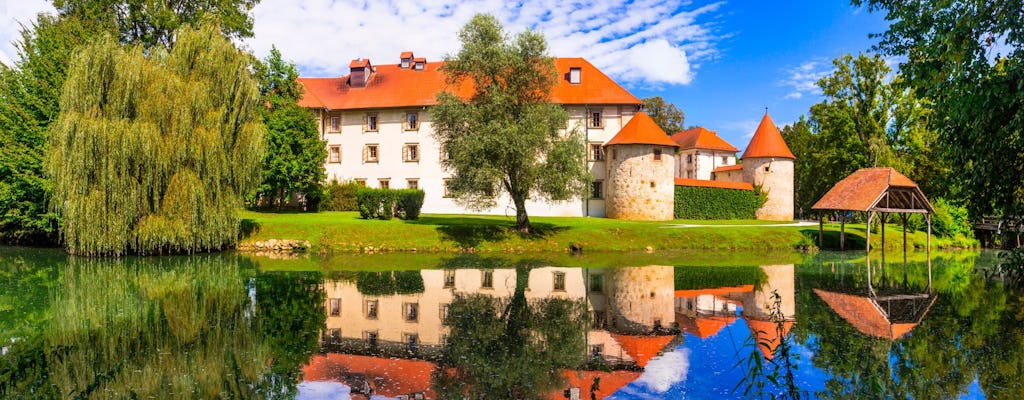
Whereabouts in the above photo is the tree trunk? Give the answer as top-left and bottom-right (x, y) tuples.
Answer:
(513, 194), (531, 234)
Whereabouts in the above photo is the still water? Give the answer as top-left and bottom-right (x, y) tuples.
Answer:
(1, 247), (1019, 399)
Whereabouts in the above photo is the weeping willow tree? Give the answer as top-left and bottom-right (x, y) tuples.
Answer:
(46, 22), (265, 256)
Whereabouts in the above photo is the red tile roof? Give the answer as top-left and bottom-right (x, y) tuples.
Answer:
(349, 58), (371, 69)
(604, 112), (679, 147)
(670, 127), (739, 152)
(297, 57), (640, 110)
(554, 370), (642, 400)
(742, 113), (795, 159)
(674, 285), (754, 298)
(813, 289), (916, 340)
(678, 315), (739, 339)
(400, 51), (414, 58)
(674, 178), (753, 191)
(303, 353), (436, 398)
(712, 164), (743, 173)
(811, 167), (934, 213)
(609, 334), (675, 367)
(745, 318), (794, 360)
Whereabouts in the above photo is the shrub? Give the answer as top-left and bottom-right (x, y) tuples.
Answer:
(395, 189), (425, 220)
(321, 179), (361, 211)
(674, 186), (766, 219)
(356, 188), (425, 220)
(906, 197), (974, 239)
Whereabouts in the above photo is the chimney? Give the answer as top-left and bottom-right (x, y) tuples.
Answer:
(349, 58), (372, 88)
(400, 51), (413, 69)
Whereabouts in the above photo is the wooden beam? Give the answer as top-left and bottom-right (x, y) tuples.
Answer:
(840, 213), (846, 251)
(866, 211), (873, 255)
(819, 215), (824, 249)
(870, 207), (930, 214)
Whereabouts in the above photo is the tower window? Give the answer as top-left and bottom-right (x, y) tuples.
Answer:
(654, 149), (662, 161)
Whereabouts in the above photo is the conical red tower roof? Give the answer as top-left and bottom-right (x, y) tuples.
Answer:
(741, 113), (795, 159)
(605, 112), (679, 147)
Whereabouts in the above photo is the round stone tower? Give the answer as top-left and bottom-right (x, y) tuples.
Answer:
(741, 113), (795, 221)
(604, 112), (678, 221)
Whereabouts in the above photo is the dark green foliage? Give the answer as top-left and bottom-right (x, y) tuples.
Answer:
(46, 23), (266, 256)
(674, 186), (766, 219)
(642, 96), (686, 134)
(355, 271), (425, 295)
(431, 14), (589, 233)
(53, 0), (259, 47)
(0, 15), (107, 245)
(320, 179), (361, 211)
(854, 0), (1024, 217)
(356, 188), (425, 220)
(396, 189), (425, 220)
(252, 271), (325, 397)
(252, 47), (326, 210)
(674, 265), (766, 290)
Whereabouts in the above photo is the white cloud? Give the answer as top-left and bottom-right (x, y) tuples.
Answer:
(780, 59), (831, 101)
(0, 0), (56, 66)
(722, 119), (759, 139)
(246, 0), (724, 85)
(632, 348), (690, 393)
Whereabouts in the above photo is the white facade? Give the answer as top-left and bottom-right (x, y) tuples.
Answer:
(675, 149), (737, 180)
(314, 105), (638, 217)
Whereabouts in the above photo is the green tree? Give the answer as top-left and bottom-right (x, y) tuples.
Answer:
(431, 14), (589, 233)
(790, 53), (948, 217)
(853, 0), (1024, 217)
(45, 22), (265, 256)
(53, 0), (259, 47)
(0, 15), (108, 244)
(433, 259), (587, 399)
(253, 46), (326, 210)
(642, 96), (686, 134)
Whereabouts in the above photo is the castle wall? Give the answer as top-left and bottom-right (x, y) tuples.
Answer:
(743, 157), (794, 221)
(675, 149), (737, 179)
(712, 168), (745, 183)
(605, 266), (675, 334)
(604, 144), (676, 221)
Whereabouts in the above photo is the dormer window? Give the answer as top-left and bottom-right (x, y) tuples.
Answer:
(413, 57), (426, 71)
(569, 67), (581, 84)
(349, 58), (372, 88)
(400, 51), (413, 69)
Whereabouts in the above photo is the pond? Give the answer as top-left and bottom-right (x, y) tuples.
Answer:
(1, 246), (1020, 399)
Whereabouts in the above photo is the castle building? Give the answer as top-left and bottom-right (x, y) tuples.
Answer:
(670, 127), (739, 180)
(297, 53), (641, 217)
(297, 52), (796, 220)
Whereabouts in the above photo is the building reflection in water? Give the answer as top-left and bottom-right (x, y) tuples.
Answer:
(302, 263), (796, 399)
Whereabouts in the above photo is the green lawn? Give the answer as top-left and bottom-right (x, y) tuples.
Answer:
(240, 210), (950, 254)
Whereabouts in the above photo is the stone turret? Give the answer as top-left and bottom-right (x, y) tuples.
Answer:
(742, 113), (795, 221)
(604, 112), (679, 221)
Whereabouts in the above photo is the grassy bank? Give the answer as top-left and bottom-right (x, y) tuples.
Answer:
(239, 211), (965, 254)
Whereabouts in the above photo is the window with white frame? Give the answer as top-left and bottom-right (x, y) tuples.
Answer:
(569, 67), (581, 84)
(364, 144), (379, 163)
(589, 110), (602, 128)
(405, 112), (419, 130)
(407, 179), (419, 189)
(403, 143), (419, 162)
(553, 271), (566, 291)
(443, 179), (453, 198)
(378, 179), (389, 189)
(404, 302), (419, 322)
(589, 143), (604, 161)
(364, 113), (378, 131)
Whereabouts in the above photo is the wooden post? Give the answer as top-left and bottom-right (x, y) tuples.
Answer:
(900, 213), (908, 267)
(881, 213), (886, 269)
(866, 212), (873, 255)
(840, 213), (846, 251)
(926, 213), (932, 293)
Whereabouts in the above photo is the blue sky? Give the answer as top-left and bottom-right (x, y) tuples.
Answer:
(0, 0), (890, 152)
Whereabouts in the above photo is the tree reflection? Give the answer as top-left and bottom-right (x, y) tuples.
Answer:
(0, 253), (326, 399)
(796, 253), (1024, 398)
(432, 259), (588, 399)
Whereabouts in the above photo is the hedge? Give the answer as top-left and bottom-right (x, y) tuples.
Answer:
(321, 179), (361, 211)
(356, 188), (425, 220)
(674, 185), (766, 219)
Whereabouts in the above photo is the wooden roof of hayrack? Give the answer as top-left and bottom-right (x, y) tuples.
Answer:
(811, 167), (934, 214)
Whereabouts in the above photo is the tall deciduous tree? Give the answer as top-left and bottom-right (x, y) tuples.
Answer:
(52, 0), (259, 47)
(786, 53), (948, 218)
(46, 23), (265, 256)
(853, 0), (1024, 217)
(253, 46), (326, 210)
(642, 96), (686, 134)
(431, 14), (589, 233)
(0, 15), (108, 244)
